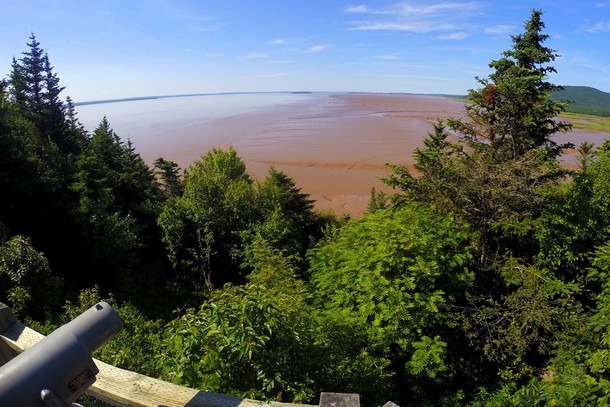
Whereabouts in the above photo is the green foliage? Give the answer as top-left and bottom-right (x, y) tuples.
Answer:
(585, 241), (610, 381)
(158, 147), (256, 289)
(159, 155), (327, 291)
(468, 373), (610, 407)
(550, 86), (610, 117)
(367, 187), (389, 213)
(466, 9), (571, 160)
(537, 144), (610, 277)
(239, 166), (325, 286)
(489, 240), (610, 406)
(310, 204), (472, 338)
(406, 335), (448, 378)
(10, 33), (84, 158)
(310, 310), (394, 406)
(159, 284), (314, 402)
(386, 18), (568, 245)
(73, 117), (160, 216)
(243, 236), (306, 312)
(1, 66), (76, 251)
(383, 10), (584, 401)
(460, 260), (580, 381)
(37, 287), (165, 377)
(154, 157), (184, 198)
(68, 117), (164, 291)
(254, 167), (318, 258)
(309, 204), (473, 403)
(0, 235), (61, 318)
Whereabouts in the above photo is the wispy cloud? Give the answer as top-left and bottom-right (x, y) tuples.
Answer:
(240, 52), (268, 59)
(484, 25), (515, 35)
(346, 5), (372, 14)
(572, 53), (609, 73)
(252, 71), (293, 78)
(193, 22), (227, 32)
(346, 2), (477, 15)
(584, 21), (610, 32)
(271, 38), (287, 45)
(308, 44), (328, 52)
(596, 1), (610, 8)
(345, 1), (481, 33)
(396, 2), (478, 14)
(353, 22), (457, 32)
(438, 32), (468, 40)
(375, 53), (403, 60)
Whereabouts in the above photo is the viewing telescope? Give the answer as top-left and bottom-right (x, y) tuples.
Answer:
(0, 302), (123, 406)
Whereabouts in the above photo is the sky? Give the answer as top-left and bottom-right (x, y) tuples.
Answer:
(1, 0), (609, 102)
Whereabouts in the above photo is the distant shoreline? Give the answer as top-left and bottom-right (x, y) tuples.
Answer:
(73, 91), (318, 107)
(73, 90), (468, 107)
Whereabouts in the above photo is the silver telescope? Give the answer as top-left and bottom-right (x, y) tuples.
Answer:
(0, 302), (123, 406)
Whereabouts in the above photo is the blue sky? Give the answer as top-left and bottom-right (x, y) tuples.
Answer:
(1, 0), (609, 101)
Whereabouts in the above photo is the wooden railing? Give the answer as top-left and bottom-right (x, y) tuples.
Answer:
(0, 303), (328, 407)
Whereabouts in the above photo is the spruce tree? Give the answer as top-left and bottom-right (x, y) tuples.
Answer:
(450, 9), (572, 161)
(384, 9), (577, 386)
(11, 34), (46, 120)
(9, 34), (85, 156)
(154, 157), (184, 198)
(385, 9), (572, 261)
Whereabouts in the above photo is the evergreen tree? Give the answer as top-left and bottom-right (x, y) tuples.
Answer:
(384, 9), (577, 389)
(8, 34), (85, 156)
(256, 167), (317, 256)
(70, 117), (162, 292)
(367, 187), (389, 213)
(10, 34), (46, 119)
(385, 10), (571, 265)
(65, 96), (82, 131)
(0, 83), (52, 236)
(449, 10), (572, 161)
(240, 167), (322, 280)
(154, 157), (183, 198)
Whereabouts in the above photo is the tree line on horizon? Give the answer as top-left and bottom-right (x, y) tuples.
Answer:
(3, 10), (610, 406)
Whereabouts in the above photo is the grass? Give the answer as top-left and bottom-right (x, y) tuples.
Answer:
(559, 112), (610, 133)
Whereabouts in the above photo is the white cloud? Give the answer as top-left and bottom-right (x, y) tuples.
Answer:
(266, 59), (295, 64)
(272, 38), (287, 45)
(241, 52), (268, 59)
(484, 25), (514, 35)
(346, 1), (481, 33)
(396, 2), (478, 15)
(345, 5), (371, 13)
(309, 44), (328, 52)
(352, 22), (457, 32)
(252, 71), (293, 78)
(596, 1), (610, 8)
(438, 32), (468, 40)
(193, 22), (226, 32)
(584, 21), (610, 33)
(347, 2), (478, 16)
(375, 53), (402, 60)
(572, 53), (609, 73)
